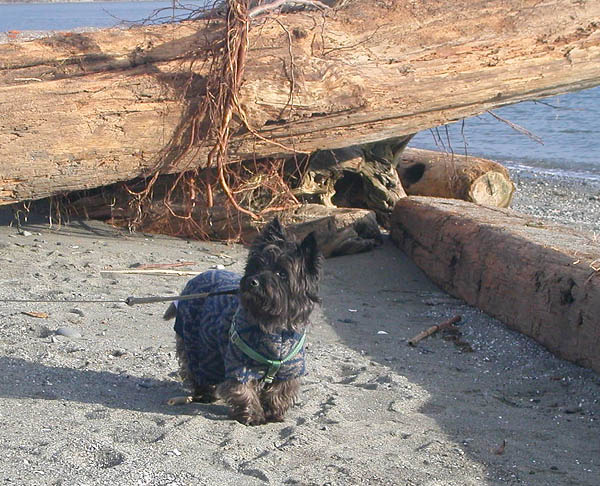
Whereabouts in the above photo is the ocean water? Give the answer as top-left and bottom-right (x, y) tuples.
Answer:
(0, 1), (211, 31)
(1, 1), (599, 181)
(411, 87), (600, 182)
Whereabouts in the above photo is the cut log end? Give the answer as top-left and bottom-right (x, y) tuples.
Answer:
(469, 171), (515, 208)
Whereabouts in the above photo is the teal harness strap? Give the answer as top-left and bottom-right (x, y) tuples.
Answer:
(229, 316), (306, 384)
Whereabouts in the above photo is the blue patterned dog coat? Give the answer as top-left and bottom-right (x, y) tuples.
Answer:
(174, 270), (307, 385)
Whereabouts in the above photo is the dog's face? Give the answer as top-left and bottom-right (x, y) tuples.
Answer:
(240, 218), (323, 332)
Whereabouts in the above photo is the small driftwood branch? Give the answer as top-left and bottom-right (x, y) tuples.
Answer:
(486, 111), (544, 145)
(408, 315), (462, 346)
(493, 439), (507, 455)
(167, 396), (194, 406)
(133, 262), (197, 270)
(100, 269), (201, 277)
(21, 311), (49, 319)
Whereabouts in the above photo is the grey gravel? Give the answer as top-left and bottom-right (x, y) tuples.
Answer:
(510, 167), (600, 235)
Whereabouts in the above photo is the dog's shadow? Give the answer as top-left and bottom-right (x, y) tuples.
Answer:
(0, 356), (230, 419)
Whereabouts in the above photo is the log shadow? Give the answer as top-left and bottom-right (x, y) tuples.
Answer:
(317, 237), (600, 485)
(0, 206), (129, 240)
(0, 355), (229, 420)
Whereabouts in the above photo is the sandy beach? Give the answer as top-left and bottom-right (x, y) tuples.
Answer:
(0, 168), (599, 486)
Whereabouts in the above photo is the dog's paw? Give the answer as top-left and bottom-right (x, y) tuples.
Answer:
(192, 394), (218, 404)
(264, 410), (285, 423)
(233, 411), (267, 426)
(265, 408), (285, 422)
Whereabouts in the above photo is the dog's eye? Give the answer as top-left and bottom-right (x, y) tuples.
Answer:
(276, 270), (288, 280)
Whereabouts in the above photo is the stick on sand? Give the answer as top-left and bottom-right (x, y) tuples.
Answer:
(167, 396), (194, 406)
(408, 315), (462, 346)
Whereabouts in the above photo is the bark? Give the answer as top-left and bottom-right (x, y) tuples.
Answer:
(390, 196), (600, 373)
(397, 148), (515, 207)
(1, 0), (600, 204)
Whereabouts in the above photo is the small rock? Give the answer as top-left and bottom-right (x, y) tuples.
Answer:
(388, 400), (404, 412)
(55, 327), (82, 339)
(18, 230), (33, 237)
(360, 383), (379, 390)
(241, 468), (269, 483)
(69, 308), (85, 317)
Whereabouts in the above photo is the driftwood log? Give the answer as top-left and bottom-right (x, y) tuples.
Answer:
(397, 148), (515, 207)
(390, 196), (600, 373)
(1, 0), (600, 204)
(61, 177), (381, 257)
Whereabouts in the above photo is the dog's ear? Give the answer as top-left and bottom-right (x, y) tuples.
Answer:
(252, 217), (287, 251)
(299, 231), (323, 278)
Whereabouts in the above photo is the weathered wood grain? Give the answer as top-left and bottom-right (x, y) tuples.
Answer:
(2, 0), (600, 204)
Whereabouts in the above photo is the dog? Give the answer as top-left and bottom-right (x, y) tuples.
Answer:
(163, 218), (323, 425)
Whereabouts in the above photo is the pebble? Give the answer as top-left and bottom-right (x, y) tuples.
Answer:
(388, 400), (404, 412)
(137, 380), (155, 389)
(511, 171), (600, 234)
(55, 327), (82, 339)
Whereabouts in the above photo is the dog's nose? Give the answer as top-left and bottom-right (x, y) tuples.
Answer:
(249, 277), (260, 288)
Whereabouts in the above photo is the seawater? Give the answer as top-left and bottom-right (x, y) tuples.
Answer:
(411, 87), (600, 182)
(0, 1), (209, 31)
(1, 1), (599, 181)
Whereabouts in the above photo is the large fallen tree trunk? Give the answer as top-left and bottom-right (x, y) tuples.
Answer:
(390, 197), (600, 373)
(1, 0), (600, 204)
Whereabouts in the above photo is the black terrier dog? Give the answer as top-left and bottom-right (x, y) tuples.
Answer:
(163, 218), (322, 425)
